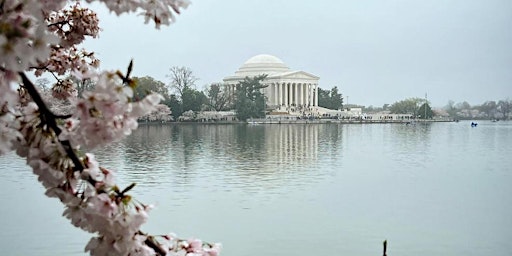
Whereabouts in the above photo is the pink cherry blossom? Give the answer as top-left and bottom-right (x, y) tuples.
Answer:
(1, 1), (221, 255)
(46, 3), (100, 47)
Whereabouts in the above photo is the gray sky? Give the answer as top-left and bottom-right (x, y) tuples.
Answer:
(83, 0), (512, 107)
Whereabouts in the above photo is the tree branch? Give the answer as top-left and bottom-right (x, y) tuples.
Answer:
(140, 233), (167, 256)
(19, 72), (168, 255)
(19, 72), (85, 173)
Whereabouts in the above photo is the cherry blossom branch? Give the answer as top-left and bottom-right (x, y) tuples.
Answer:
(30, 66), (62, 82)
(19, 72), (86, 173)
(141, 232), (168, 256)
(19, 70), (170, 255)
(47, 20), (69, 28)
(19, 71), (175, 256)
(2, 2), (221, 255)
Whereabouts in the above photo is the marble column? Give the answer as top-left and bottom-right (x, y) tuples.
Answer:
(305, 83), (310, 107)
(284, 83), (288, 106)
(309, 84), (315, 107)
(299, 83), (302, 106)
(274, 83), (278, 106)
(294, 83), (298, 107)
(314, 84), (318, 107)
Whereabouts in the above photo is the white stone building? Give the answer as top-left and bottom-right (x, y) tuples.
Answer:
(223, 54), (320, 111)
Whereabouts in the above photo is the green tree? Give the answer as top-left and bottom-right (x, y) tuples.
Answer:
(318, 86), (343, 110)
(329, 86), (343, 110)
(166, 66), (207, 117)
(234, 75), (267, 121)
(181, 87), (208, 113)
(133, 76), (169, 100)
(317, 88), (330, 108)
(166, 94), (182, 120)
(417, 103), (433, 119)
(389, 97), (424, 116)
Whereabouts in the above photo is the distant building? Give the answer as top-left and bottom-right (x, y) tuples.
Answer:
(223, 54), (320, 110)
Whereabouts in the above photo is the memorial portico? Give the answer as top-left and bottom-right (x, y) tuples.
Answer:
(223, 54), (319, 110)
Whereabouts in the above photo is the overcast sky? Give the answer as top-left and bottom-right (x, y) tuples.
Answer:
(83, 0), (511, 107)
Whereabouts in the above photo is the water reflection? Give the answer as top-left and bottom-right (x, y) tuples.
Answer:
(2, 122), (512, 256)
(93, 124), (333, 198)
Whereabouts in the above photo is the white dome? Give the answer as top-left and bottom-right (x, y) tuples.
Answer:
(244, 54), (285, 65)
(234, 54), (290, 77)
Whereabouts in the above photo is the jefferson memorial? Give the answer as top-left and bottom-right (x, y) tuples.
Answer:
(223, 54), (320, 111)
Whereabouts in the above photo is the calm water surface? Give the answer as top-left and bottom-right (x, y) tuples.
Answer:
(0, 121), (511, 256)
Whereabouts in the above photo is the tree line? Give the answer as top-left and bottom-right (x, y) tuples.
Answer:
(38, 66), (345, 122)
(39, 67), (510, 121)
(352, 98), (511, 120)
(443, 100), (511, 120)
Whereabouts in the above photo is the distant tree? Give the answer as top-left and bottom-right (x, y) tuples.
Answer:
(207, 83), (232, 111)
(167, 66), (198, 99)
(133, 76), (169, 100)
(365, 105), (375, 113)
(318, 86), (343, 110)
(364, 105), (385, 113)
(179, 110), (196, 121)
(37, 76), (95, 98)
(234, 75), (267, 121)
(497, 99), (512, 119)
(181, 87), (208, 113)
(453, 101), (473, 118)
(65, 76), (96, 97)
(30, 78), (78, 116)
(166, 66), (207, 117)
(40, 90), (74, 116)
(330, 86), (343, 110)
(444, 100), (458, 118)
(389, 97), (424, 116)
(478, 101), (498, 118)
(138, 104), (173, 122)
(167, 94), (183, 120)
(318, 88), (330, 108)
(455, 101), (471, 110)
(417, 103), (433, 119)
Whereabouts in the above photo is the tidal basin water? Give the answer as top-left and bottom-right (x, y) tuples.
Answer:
(1, 121), (511, 256)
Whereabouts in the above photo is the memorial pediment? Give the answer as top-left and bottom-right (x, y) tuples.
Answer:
(270, 70), (319, 81)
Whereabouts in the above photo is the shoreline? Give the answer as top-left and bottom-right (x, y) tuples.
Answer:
(246, 119), (453, 124)
(139, 119), (455, 125)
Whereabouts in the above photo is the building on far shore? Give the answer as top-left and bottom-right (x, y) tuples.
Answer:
(223, 54), (320, 113)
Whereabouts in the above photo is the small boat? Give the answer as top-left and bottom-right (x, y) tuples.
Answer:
(471, 122), (478, 127)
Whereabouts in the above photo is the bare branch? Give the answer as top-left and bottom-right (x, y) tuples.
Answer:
(167, 66), (197, 98)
